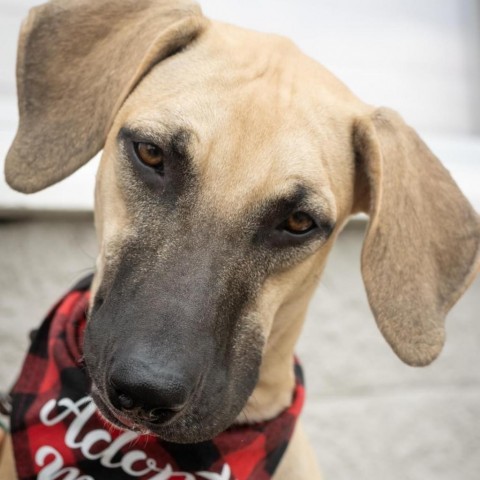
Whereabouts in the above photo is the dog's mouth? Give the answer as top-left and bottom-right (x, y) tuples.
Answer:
(88, 369), (242, 444)
(85, 355), (262, 443)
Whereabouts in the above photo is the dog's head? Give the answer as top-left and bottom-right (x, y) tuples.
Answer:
(5, 0), (480, 443)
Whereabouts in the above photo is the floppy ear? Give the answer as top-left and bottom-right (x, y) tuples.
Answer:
(354, 107), (480, 366)
(5, 0), (205, 193)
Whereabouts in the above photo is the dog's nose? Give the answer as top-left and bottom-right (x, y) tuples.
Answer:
(108, 363), (192, 424)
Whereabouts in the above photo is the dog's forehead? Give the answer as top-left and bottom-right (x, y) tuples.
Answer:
(112, 21), (361, 216)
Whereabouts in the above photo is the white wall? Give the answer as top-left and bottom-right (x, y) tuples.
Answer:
(201, 0), (480, 135)
(1, 0), (479, 212)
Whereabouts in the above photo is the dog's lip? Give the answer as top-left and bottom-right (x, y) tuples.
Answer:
(110, 409), (137, 429)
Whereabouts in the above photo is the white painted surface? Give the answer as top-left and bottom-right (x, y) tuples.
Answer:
(0, 0), (479, 212)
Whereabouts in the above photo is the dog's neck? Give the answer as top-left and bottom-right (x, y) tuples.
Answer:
(236, 283), (317, 423)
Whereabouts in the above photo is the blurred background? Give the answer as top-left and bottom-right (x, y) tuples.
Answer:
(1, 1), (479, 479)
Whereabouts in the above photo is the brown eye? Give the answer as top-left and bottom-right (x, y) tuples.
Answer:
(284, 212), (316, 234)
(134, 142), (164, 172)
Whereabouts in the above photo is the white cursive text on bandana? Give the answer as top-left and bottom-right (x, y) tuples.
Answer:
(36, 396), (231, 480)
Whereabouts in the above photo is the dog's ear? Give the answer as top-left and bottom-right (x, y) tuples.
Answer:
(5, 0), (205, 193)
(353, 107), (480, 366)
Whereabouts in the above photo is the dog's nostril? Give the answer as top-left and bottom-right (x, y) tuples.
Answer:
(150, 407), (164, 419)
(150, 406), (181, 421)
(116, 391), (135, 410)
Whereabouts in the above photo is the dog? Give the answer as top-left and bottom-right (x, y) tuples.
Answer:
(2, 0), (480, 478)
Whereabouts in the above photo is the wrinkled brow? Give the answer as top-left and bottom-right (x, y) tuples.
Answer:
(119, 125), (194, 160)
(255, 184), (336, 230)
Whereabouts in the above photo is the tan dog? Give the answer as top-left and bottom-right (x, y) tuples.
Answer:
(2, 0), (480, 478)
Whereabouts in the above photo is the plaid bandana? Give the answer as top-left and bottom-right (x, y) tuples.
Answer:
(10, 276), (304, 480)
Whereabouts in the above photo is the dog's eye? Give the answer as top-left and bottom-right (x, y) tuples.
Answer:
(133, 142), (164, 173)
(282, 212), (317, 235)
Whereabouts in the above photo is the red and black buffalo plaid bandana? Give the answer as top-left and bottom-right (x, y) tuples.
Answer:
(10, 276), (305, 480)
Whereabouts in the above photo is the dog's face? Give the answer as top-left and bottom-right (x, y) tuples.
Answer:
(5, 0), (480, 444)
(87, 26), (352, 441)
